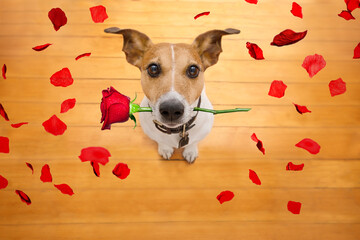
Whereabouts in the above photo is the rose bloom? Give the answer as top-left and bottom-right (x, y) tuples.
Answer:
(100, 87), (130, 130)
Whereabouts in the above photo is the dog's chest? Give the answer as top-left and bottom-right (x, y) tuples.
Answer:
(139, 93), (214, 149)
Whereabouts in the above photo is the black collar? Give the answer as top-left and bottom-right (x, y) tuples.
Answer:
(153, 96), (202, 135)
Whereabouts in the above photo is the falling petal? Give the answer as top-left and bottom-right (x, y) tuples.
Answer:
(271, 29), (307, 47)
(11, 122), (28, 128)
(26, 163), (34, 174)
(293, 103), (311, 114)
(54, 184), (74, 196)
(89, 5), (108, 23)
(329, 78), (347, 97)
(40, 164), (52, 183)
(249, 169), (261, 185)
(42, 115), (67, 136)
(0, 136), (9, 153)
(290, 2), (303, 18)
(216, 190), (235, 204)
(79, 147), (111, 165)
(0, 103), (9, 121)
(0, 175), (8, 189)
(15, 190), (31, 205)
(50, 68), (74, 87)
(286, 162), (304, 171)
(194, 11), (210, 20)
(75, 53), (91, 61)
(302, 54), (326, 78)
(112, 163), (131, 180)
(60, 98), (76, 113)
(268, 80), (287, 98)
(287, 201), (301, 214)
(32, 43), (52, 51)
(295, 138), (321, 154)
(48, 8), (67, 31)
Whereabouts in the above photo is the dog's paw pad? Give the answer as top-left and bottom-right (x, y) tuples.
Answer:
(158, 145), (174, 159)
(183, 147), (198, 164)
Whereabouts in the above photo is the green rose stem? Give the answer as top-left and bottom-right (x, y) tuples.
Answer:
(192, 107), (251, 114)
(128, 94), (251, 128)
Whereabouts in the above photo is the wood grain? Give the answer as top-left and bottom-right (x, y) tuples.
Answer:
(0, 0), (359, 239)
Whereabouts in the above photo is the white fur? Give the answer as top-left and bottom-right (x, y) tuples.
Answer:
(139, 89), (214, 163)
(170, 44), (175, 91)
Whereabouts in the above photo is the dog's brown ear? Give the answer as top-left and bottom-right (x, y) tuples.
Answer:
(104, 27), (153, 69)
(192, 28), (240, 70)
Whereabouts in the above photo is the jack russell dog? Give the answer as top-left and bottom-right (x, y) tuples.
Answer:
(105, 27), (240, 163)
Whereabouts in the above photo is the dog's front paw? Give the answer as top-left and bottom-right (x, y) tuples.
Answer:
(183, 145), (198, 164)
(158, 144), (174, 159)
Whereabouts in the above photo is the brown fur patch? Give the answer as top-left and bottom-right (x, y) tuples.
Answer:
(140, 43), (204, 105)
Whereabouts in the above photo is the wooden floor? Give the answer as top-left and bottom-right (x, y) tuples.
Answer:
(0, 0), (359, 239)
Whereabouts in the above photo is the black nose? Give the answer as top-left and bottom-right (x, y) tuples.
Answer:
(159, 100), (184, 121)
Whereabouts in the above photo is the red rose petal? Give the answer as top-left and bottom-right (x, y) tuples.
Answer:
(268, 80), (287, 98)
(302, 54), (326, 78)
(246, 42), (264, 60)
(60, 98), (76, 113)
(0, 175), (8, 189)
(216, 190), (235, 204)
(249, 169), (261, 185)
(11, 122), (28, 128)
(2, 64), (6, 79)
(79, 147), (111, 165)
(26, 162), (34, 174)
(32, 43), (52, 51)
(338, 10), (355, 20)
(50, 68), (74, 87)
(194, 11), (210, 20)
(112, 163), (130, 180)
(91, 161), (100, 177)
(15, 190), (31, 205)
(40, 164), (52, 183)
(354, 42), (360, 59)
(286, 162), (304, 171)
(345, 0), (360, 12)
(0, 137), (9, 153)
(90, 5), (108, 23)
(48, 8), (67, 31)
(295, 138), (321, 154)
(271, 29), (307, 47)
(42, 115), (67, 136)
(245, 0), (258, 4)
(54, 184), (74, 196)
(75, 52), (91, 61)
(293, 103), (311, 114)
(0, 103), (9, 121)
(251, 133), (265, 155)
(329, 78), (347, 97)
(290, 2), (303, 18)
(287, 201), (301, 214)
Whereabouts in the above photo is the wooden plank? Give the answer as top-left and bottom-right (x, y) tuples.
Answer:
(0, 188), (359, 224)
(1, 36), (359, 62)
(0, 125), (358, 160)
(0, 1), (358, 32)
(0, 222), (359, 240)
(1, 55), (359, 85)
(1, 102), (359, 128)
(0, 78), (358, 105)
(1, 23), (359, 43)
(0, 158), (359, 189)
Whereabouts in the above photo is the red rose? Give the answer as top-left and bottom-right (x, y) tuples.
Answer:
(101, 87), (130, 130)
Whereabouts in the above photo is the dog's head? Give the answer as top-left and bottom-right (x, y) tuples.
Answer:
(104, 27), (240, 127)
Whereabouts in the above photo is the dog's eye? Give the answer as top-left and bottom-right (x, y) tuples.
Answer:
(186, 65), (200, 79)
(147, 63), (161, 78)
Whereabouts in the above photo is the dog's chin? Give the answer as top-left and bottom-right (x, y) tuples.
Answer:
(160, 120), (184, 128)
